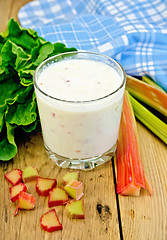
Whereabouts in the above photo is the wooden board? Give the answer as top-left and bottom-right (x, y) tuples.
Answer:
(1, 133), (120, 240)
(0, 1), (167, 239)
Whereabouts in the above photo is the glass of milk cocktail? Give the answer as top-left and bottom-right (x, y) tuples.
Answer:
(34, 52), (126, 170)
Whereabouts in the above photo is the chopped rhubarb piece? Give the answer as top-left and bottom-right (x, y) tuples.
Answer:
(40, 209), (63, 232)
(63, 171), (79, 185)
(4, 169), (22, 185)
(22, 166), (39, 182)
(9, 183), (27, 203)
(64, 180), (84, 200)
(36, 176), (57, 196)
(66, 200), (85, 219)
(126, 75), (167, 117)
(14, 191), (35, 216)
(48, 187), (69, 207)
(117, 91), (153, 196)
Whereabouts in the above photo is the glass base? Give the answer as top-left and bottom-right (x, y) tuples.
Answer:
(45, 144), (116, 171)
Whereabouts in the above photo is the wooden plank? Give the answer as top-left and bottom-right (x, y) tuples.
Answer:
(0, 0), (13, 32)
(117, 122), (167, 240)
(0, 0), (32, 32)
(0, 133), (120, 240)
(10, 0), (33, 24)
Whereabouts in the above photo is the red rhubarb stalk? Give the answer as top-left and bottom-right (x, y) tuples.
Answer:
(126, 75), (167, 117)
(117, 91), (153, 196)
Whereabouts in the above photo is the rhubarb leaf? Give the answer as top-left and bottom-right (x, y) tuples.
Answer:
(0, 123), (17, 161)
(0, 18), (77, 161)
(5, 92), (37, 126)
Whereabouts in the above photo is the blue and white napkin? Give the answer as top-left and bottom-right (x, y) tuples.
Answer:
(18, 0), (167, 91)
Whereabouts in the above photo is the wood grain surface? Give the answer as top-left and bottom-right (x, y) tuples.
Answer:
(0, 1), (167, 240)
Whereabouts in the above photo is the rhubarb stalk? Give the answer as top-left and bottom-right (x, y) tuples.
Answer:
(129, 94), (167, 144)
(117, 91), (153, 196)
(126, 75), (167, 117)
(142, 76), (166, 93)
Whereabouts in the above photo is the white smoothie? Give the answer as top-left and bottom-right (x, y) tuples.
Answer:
(35, 58), (125, 159)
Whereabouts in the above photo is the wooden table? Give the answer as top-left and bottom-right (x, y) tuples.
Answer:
(0, 1), (167, 239)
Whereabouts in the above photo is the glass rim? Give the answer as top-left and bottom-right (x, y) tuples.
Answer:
(33, 51), (126, 104)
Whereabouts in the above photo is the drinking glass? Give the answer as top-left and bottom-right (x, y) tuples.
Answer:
(33, 51), (126, 170)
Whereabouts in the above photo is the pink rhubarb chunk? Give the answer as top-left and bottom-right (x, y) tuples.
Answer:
(40, 209), (63, 232)
(64, 180), (84, 200)
(4, 169), (22, 185)
(22, 166), (39, 182)
(66, 199), (85, 219)
(48, 187), (69, 207)
(14, 191), (36, 216)
(9, 183), (27, 203)
(36, 176), (57, 196)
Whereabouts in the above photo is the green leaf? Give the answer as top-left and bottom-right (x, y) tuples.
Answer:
(1, 40), (31, 71)
(0, 123), (17, 161)
(22, 119), (40, 133)
(0, 104), (6, 132)
(6, 19), (38, 52)
(0, 18), (77, 161)
(5, 92), (37, 126)
(0, 77), (23, 106)
(34, 41), (54, 66)
(7, 18), (21, 37)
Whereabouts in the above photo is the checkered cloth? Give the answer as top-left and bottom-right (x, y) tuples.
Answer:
(18, 0), (167, 91)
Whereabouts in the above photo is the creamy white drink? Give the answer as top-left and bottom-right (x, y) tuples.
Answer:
(34, 52), (126, 169)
